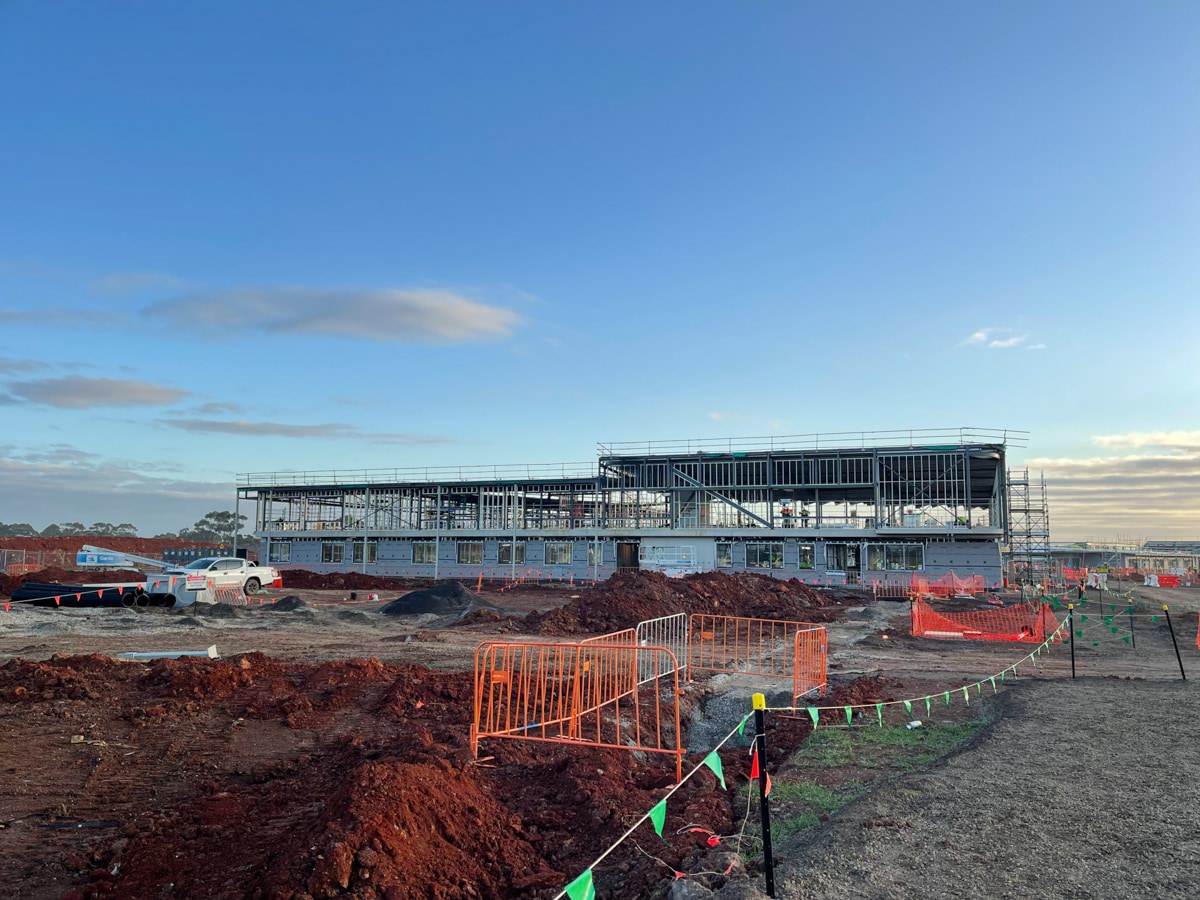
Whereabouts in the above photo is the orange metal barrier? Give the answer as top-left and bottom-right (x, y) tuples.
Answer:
(910, 598), (1059, 644)
(689, 615), (827, 703)
(471, 640), (683, 780)
(792, 627), (827, 702)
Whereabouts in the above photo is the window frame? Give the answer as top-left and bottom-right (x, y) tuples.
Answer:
(746, 542), (784, 569)
(351, 540), (377, 564)
(797, 543), (814, 569)
(412, 540), (436, 565)
(545, 541), (573, 566)
(499, 541), (526, 565)
(322, 542), (345, 564)
(268, 543), (291, 564)
(456, 541), (484, 565)
(716, 542), (733, 568)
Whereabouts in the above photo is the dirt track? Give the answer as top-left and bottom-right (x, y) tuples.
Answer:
(720, 678), (1200, 899)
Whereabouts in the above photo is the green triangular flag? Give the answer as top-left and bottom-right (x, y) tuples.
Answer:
(876, 703), (883, 726)
(703, 750), (726, 790)
(1151, 615), (1159, 624)
(565, 869), (595, 900)
(1075, 630), (1083, 638)
(738, 715), (749, 744)
(989, 676), (997, 693)
(925, 695), (931, 716)
(962, 686), (970, 705)
(1122, 635), (1130, 644)
(975, 682), (982, 697)
(904, 699), (913, 716)
(844, 705), (853, 727)
(1081, 614), (1088, 622)
(649, 799), (667, 840)
(1111, 626), (1118, 635)
(1092, 641), (1099, 647)
(806, 707), (819, 728)
(943, 691), (950, 707)
(1000, 670), (1006, 683)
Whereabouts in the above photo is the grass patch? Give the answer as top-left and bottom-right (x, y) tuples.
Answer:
(790, 721), (984, 771)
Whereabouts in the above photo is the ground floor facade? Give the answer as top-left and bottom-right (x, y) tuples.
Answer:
(259, 534), (1003, 588)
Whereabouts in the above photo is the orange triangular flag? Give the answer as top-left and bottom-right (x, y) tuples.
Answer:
(749, 749), (760, 780)
(54, 596), (61, 606)
(76, 593), (82, 601)
(97, 589), (104, 599)
(3, 601), (9, 612)
(765, 772), (772, 797)
(118, 586), (124, 595)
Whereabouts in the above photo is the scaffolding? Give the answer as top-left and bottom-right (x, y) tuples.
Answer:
(1006, 468), (1050, 584)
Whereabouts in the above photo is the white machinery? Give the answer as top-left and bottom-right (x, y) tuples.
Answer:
(75, 546), (282, 606)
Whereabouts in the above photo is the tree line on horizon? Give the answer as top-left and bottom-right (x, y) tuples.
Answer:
(0, 511), (248, 545)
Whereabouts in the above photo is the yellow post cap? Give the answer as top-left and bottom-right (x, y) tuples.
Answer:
(1068, 603), (1074, 610)
(752, 692), (766, 710)
(1163, 604), (1169, 611)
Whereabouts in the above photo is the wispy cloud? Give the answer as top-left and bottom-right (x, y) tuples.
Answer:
(3, 375), (190, 409)
(144, 287), (523, 343)
(88, 270), (185, 296)
(962, 326), (1039, 350)
(1092, 431), (1200, 450)
(706, 411), (726, 422)
(0, 356), (51, 374)
(0, 446), (231, 533)
(163, 417), (452, 445)
(194, 400), (248, 416)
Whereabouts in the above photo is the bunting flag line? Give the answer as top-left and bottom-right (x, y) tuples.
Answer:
(807, 707), (819, 727)
(844, 705), (853, 727)
(649, 800), (667, 840)
(564, 869), (595, 900)
(904, 699), (912, 717)
(703, 751), (726, 790)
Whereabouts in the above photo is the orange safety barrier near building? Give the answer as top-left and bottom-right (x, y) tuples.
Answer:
(910, 571), (986, 598)
(471, 640), (684, 780)
(688, 614), (827, 704)
(910, 598), (1059, 644)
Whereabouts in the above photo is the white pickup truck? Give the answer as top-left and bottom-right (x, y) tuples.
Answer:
(169, 557), (283, 595)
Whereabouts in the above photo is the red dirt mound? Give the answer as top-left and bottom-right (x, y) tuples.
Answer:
(275, 569), (425, 591)
(0, 536), (212, 554)
(527, 570), (839, 635)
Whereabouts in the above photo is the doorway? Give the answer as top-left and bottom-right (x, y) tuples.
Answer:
(617, 542), (640, 569)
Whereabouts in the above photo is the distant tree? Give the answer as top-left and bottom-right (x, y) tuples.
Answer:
(40, 524), (65, 537)
(59, 522), (87, 534)
(87, 522), (117, 536)
(152, 532), (181, 541)
(0, 523), (39, 537)
(113, 523), (139, 537)
(178, 510), (247, 545)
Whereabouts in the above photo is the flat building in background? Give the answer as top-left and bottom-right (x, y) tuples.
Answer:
(236, 427), (1023, 587)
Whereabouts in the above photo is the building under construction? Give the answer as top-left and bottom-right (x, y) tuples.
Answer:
(237, 427), (1023, 587)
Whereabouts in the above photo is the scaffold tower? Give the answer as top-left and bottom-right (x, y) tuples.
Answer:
(1006, 468), (1050, 583)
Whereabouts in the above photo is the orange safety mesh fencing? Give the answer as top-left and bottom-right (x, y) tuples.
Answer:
(910, 571), (986, 598)
(688, 614), (827, 704)
(471, 640), (683, 781)
(911, 598), (1060, 644)
(1061, 567), (1088, 583)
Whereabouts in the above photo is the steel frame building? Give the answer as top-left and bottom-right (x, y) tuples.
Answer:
(236, 427), (1021, 587)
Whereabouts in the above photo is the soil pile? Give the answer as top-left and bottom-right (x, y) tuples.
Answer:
(266, 595), (308, 611)
(0, 568), (146, 597)
(380, 581), (500, 617)
(278, 570), (422, 591)
(527, 570), (838, 635)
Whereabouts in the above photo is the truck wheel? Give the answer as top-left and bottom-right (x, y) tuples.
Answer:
(244, 578), (261, 594)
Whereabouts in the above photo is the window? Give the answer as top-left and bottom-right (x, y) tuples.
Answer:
(268, 543), (291, 564)
(546, 541), (572, 566)
(499, 541), (526, 565)
(322, 543), (344, 564)
(746, 542), (784, 569)
(352, 541), (377, 564)
(588, 542), (601, 567)
(412, 541), (436, 564)
(457, 541), (483, 565)
(866, 544), (924, 571)
(797, 543), (814, 569)
(716, 543), (733, 568)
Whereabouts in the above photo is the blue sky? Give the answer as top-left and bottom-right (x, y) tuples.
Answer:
(1, 1), (1198, 539)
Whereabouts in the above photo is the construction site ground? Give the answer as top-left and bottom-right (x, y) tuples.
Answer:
(1, 573), (1197, 899)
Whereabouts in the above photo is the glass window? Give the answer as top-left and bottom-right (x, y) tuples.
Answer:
(322, 543), (344, 564)
(867, 544), (924, 571)
(797, 543), (814, 569)
(457, 541), (483, 565)
(215, 559), (241, 571)
(499, 541), (525, 565)
(352, 541), (377, 564)
(716, 543), (733, 568)
(268, 543), (290, 564)
(546, 541), (572, 566)
(412, 541), (436, 564)
(588, 542), (601, 567)
(184, 557), (219, 570)
(746, 542), (784, 569)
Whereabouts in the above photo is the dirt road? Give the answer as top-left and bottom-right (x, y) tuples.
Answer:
(720, 678), (1200, 899)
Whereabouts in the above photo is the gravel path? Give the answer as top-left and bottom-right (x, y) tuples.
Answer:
(719, 678), (1200, 899)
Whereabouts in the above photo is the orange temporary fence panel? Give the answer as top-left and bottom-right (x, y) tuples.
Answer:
(471, 640), (683, 781)
(910, 598), (1060, 644)
(689, 614), (827, 701)
(792, 627), (828, 703)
